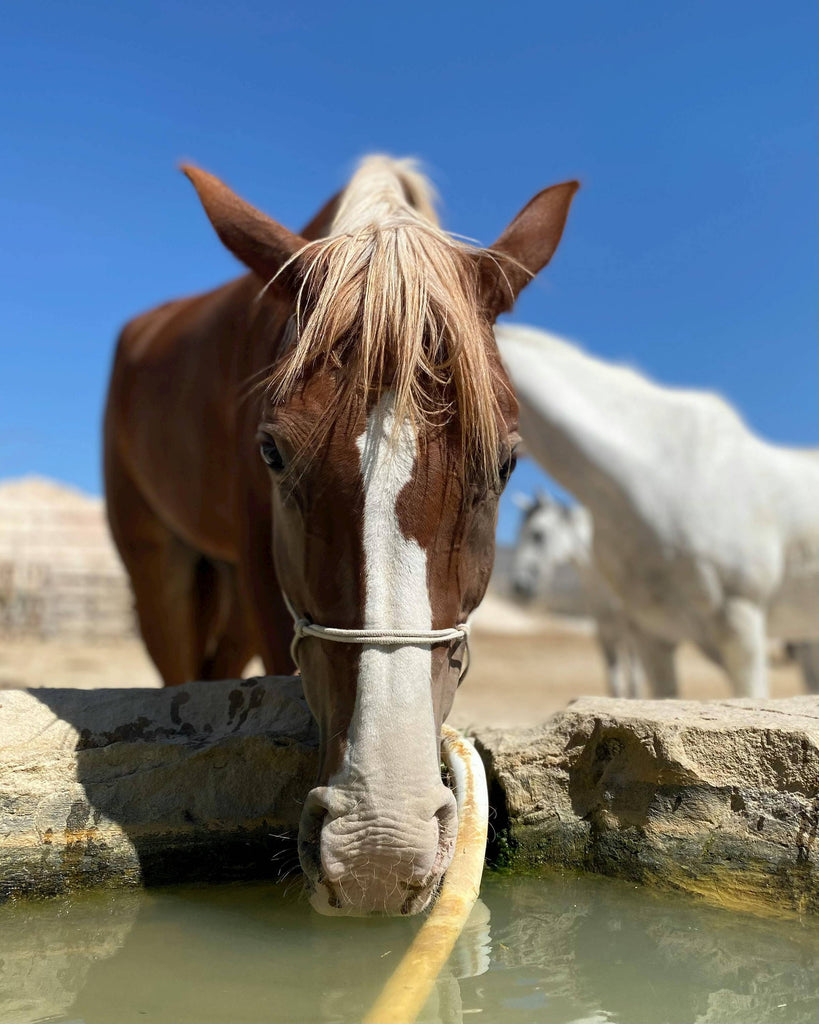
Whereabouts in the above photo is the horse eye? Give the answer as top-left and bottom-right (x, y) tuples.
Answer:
(259, 436), (285, 472)
(499, 451), (518, 485)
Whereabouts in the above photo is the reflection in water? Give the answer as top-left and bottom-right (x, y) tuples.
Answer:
(449, 897), (491, 981)
(0, 890), (141, 1024)
(470, 873), (819, 1024)
(0, 872), (815, 1024)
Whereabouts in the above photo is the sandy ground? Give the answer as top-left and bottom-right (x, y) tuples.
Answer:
(453, 627), (803, 728)
(0, 596), (804, 729)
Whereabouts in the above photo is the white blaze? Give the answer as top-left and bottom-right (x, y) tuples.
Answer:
(330, 392), (439, 798)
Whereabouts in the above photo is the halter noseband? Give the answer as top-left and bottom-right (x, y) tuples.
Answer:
(282, 592), (471, 682)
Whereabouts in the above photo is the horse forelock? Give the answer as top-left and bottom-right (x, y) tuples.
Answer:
(264, 156), (507, 484)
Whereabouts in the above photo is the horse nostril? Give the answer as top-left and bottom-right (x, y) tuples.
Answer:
(302, 787), (332, 821)
(298, 788), (330, 881)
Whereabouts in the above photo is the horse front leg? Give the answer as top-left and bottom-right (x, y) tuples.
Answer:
(629, 626), (679, 698)
(791, 642), (819, 693)
(595, 616), (627, 698)
(709, 598), (769, 699)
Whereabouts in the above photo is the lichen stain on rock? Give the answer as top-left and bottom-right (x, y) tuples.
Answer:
(57, 797), (112, 883)
(65, 799), (91, 833)
(229, 685), (264, 732)
(227, 689), (244, 724)
(77, 716), (179, 750)
(170, 691), (191, 725)
(796, 805), (818, 864)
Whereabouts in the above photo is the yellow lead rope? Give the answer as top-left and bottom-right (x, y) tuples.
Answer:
(363, 726), (489, 1024)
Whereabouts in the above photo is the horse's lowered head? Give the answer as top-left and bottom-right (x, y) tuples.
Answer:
(511, 492), (592, 604)
(184, 157), (577, 915)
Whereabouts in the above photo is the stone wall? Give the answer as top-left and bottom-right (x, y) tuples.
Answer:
(474, 696), (819, 916)
(1, 681), (816, 915)
(0, 677), (317, 898)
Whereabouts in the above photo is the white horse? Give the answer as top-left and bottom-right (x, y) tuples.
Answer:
(497, 323), (819, 698)
(511, 491), (645, 698)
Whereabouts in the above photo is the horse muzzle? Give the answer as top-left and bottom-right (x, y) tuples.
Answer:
(298, 784), (458, 916)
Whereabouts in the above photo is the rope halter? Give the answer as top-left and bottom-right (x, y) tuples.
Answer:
(282, 592), (471, 682)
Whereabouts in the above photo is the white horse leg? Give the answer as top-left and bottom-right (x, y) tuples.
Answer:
(791, 642), (819, 694)
(603, 643), (625, 699)
(630, 628), (678, 698)
(713, 598), (768, 699)
(596, 618), (625, 697)
(625, 638), (647, 699)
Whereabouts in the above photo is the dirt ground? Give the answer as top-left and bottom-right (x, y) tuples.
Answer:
(0, 598), (804, 729)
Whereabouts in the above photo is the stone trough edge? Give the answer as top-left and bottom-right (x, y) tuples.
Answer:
(1, 680), (816, 916)
(470, 694), (819, 918)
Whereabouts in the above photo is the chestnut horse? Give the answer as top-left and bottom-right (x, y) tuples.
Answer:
(104, 156), (577, 914)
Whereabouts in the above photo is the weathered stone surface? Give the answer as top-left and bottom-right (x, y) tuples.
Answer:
(474, 696), (819, 915)
(0, 677), (318, 899)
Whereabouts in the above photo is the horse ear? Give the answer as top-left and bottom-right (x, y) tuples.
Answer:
(182, 165), (308, 287)
(477, 181), (579, 319)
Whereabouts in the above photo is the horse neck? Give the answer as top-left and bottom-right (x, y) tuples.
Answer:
(498, 325), (666, 513)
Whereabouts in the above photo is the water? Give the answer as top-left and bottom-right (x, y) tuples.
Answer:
(1, 871), (816, 1024)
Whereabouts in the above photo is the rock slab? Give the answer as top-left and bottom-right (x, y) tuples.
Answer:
(0, 677), (318, 899)
(474, 696), (819, 915)
(2, 682), (817, 915)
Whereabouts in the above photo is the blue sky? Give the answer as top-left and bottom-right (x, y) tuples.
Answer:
(1, 1), (815, 543)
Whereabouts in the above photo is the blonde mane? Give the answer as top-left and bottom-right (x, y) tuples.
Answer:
(267, 156), (504, 482)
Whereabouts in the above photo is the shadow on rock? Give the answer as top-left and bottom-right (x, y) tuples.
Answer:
(0, 676), (318, 898)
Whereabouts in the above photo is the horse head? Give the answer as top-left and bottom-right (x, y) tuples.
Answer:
(511, 492), (592, 603)
(183, 157), (577, 914)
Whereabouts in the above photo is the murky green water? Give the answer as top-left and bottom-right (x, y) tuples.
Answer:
(1, 871), (816, 1024)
